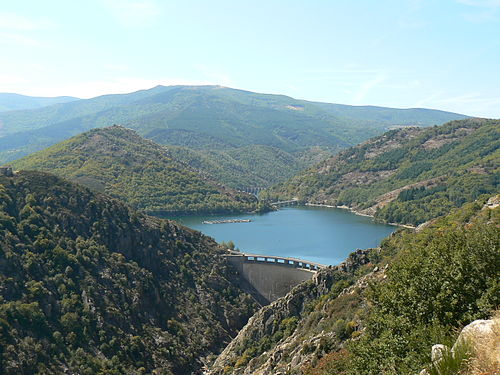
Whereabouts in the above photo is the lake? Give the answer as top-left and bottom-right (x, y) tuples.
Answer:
(171, 206), (396, 266)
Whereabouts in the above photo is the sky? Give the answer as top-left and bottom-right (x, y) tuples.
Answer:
(1, 0), (500, 117)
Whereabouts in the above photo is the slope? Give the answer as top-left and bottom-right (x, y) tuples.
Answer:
(263, 118), (500, 225)
(0, 93), (78, 112)
(167, 144), (314, 189)
(313, 102), (467, 126)
(0, 170), (259, 374)
(9, 126), (259, 214)
(0, 86), (467, 183)
(209, 197), (499, 375)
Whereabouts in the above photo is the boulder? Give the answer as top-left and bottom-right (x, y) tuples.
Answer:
(454, 319), (495, 349)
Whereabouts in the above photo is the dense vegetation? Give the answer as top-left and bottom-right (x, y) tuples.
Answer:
(0, 171), (258, 374)
(210, 197), (499, 375)
(349, 205), (500, 375)
(314, 198), (499, 375)
(263, 118), (500, 225)
(10, 126), (260, 214)
(0, 85), (466, 187)
(168, 144), (322, 189)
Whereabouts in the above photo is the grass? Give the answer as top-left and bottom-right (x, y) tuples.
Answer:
(427, 311), (500, 375)
(427, 339), (473, 375)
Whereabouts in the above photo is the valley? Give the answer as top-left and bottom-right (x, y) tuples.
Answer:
(2, 2), (499, 374)
(0, 85), (466, 190)
(170, 206), (396, 266)
(0, 90), (498, 375)
(208, 198), (499, 375)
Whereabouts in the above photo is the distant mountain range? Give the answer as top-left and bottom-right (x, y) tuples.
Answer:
(0, 86), (467, 187)
(0, 93), (78, 112)
(263, 118), (500, 225)
(0, 89), (496, 375)
(11, 126), (260, 214)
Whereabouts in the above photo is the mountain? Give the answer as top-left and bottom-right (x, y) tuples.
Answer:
(0, 93), (78, 112)
(313, 102), (467, 127)
(262, 118), (500, 225)
(0, 86), (467, 187)
(167, 144), (319, 189)
(208, 197), (499, 375)
(9, 126), (260, 214)
(0, 170), (259, 374)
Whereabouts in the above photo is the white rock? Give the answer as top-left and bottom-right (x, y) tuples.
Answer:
(431, 344), (448, 362)
(454, 319), (495, 350)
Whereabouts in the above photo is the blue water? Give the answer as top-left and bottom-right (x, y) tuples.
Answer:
(171, 206), (396, 266)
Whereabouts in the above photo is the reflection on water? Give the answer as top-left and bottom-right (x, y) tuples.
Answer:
(168, 206), (396, 265)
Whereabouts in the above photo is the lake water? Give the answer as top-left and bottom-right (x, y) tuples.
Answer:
(171, 206), (396, 266)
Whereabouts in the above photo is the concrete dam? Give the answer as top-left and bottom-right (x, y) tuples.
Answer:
(224, 251), (325, 304)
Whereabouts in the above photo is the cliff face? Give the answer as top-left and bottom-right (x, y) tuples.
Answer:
(209, 198), (499, 375)
(0, 171), (259, 374)
(208, 249), (380, 375)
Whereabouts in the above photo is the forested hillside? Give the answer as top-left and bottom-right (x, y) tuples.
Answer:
(0, 170), (258, 374)
(0, 85), (466, 187)
(167, 144), (318, 189)
(263, 118), (500, 225)
(10, 126), (259, 214)
(209, 197), (499, 375)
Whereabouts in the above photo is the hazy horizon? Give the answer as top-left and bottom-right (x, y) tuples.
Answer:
(0, 84), (475, 117)
(1, 1), (499, 117)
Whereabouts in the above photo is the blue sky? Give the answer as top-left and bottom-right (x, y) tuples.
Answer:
(1, 0), (499, 117)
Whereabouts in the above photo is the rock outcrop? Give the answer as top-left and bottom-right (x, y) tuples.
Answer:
(208, 249), (382, 375)
(420, 315), (499, 375)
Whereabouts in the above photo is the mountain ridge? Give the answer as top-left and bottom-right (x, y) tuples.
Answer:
(0, 85), (467, 168)
(262, 118), (500, 225)
(0, 93), (79, 112)
(9, 125), (260, 214)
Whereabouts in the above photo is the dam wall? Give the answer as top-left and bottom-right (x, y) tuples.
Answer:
(225, 253), (322, 303)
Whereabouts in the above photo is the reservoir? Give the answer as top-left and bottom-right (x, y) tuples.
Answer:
(172, 206), (396, 265)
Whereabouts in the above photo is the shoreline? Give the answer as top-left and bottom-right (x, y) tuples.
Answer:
(304, 202), (416, 229)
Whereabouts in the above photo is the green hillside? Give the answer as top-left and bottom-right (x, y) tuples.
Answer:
(0, 86), (467, 188)
(313, 102), (467, 126)
(10, 126), (259, 215)
(0, 170), (258, 374)
(167, 144), (320, 189)
(263, 118), (500, 225)
(208, 197), (499, 375)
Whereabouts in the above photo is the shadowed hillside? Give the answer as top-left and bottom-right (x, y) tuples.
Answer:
(0, 170), (259, 374)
